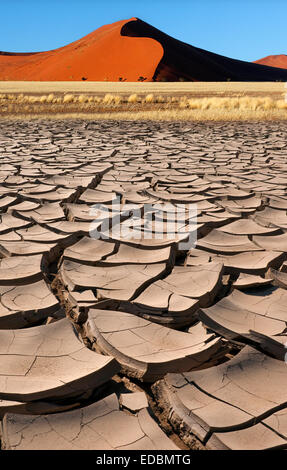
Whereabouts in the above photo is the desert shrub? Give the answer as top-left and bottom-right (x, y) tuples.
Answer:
(102, 94), (114, 104)
(78, 94), (89, 103)
(156, 95), (165, 103)
(102, 94), (122, 105)
(113, 95), (122, 105)
(277, 100), (287, 109)
(46, 93), (55, 103)
(261, 97), (275, 110)
(63, 94), (74, 103)
(179, 96), (188, 108)
(144, 94), (154, 103)
(28, 96), (38, 103)
(128, 94), (138, 103)
(187, 99), (199, 109)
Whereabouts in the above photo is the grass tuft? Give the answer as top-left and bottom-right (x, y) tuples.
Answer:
(63, 94), (75, 103)
(127, 93), (138, 103)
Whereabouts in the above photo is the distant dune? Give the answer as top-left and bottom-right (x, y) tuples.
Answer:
(254, 55), (287, 70)
(1, 17), (287, 81)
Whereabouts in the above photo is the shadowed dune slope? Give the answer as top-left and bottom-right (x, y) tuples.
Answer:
(121, 19), (287, 81)
(254, 55), (287, 70)
(1, 17), (287, 82)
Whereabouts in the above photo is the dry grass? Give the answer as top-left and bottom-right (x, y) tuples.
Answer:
(102, 93), (122, 105)
(144, 93), (155, 103)
(1, 93), (286, 108)
(2, 108), (287, 122)
(0, 87), (286, 121)
(178, 96), (287, 111)
(127, 93), (138, 103)
(63, 94), (74, 103)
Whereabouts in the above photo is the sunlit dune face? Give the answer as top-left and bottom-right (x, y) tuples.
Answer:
(0, 18), (164, 81)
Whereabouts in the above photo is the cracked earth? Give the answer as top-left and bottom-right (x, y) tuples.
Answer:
(0, 119), (287, 450)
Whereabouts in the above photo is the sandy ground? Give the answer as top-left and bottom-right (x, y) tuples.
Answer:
(0, 81), (285, 96)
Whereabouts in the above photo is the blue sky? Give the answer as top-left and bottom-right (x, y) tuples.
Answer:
(0, 0), (286, 62)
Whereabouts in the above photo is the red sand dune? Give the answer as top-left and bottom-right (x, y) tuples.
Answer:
(254, 55), (287, 70)
(1, 17), (287, 82)
(0, 18), (164, 82)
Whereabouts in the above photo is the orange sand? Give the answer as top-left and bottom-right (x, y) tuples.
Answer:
(254, 55), (287, 70)
(0, 18), (164, 81)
